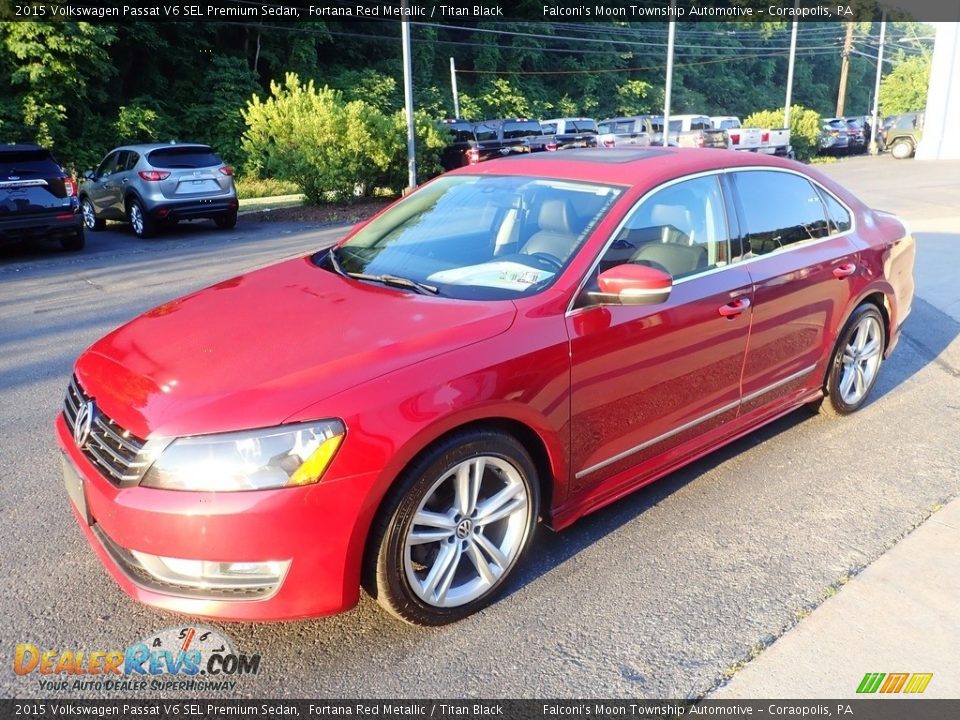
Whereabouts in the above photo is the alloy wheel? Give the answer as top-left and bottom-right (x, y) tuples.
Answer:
(82, 199), (96, 230)
(129, 203), (144, 236)
(402, 455), (530, 608)
(838, 314), (883, 406)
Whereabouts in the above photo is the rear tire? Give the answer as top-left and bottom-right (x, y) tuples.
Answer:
(60, 227), (85, 252)
(214, 211), (237, 229)
(816, 304), (886, 417)
(128, 199), (156, 238)
(363, 430), (540, 626)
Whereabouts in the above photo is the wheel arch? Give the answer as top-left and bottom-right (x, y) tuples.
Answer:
(821, 287), (893, 390)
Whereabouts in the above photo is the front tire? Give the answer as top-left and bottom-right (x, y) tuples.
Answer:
(891, 138), (914, 160)
(364, 430), (540, 625)
(128, 199), (156, 238)
(81, 197), (105, 231)
(818, 304), (886, 417)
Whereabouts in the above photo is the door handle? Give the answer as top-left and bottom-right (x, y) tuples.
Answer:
(121, 178), (129, 184)
(718, 298), (751, 318)
(833, 262), (857, 279)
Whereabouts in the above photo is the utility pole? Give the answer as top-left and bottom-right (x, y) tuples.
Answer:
(869, 14), (887, 155)
(836, 22), (855, 117)
(662, 0), (676, 146)
(784, 6), (799, 128)
(450, 57), (461, 119)
(401, 0), (416, 191)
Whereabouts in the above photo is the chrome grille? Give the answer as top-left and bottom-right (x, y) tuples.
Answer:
(63, 376), (148, 485)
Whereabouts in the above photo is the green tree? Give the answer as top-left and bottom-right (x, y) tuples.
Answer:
(616, 80), (661, 116)
(743, 105), (822, 162)
(879, 54), (931, 116)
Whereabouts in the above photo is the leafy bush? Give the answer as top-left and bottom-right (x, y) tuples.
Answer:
(743, 105), (822, 163)
(234, 176), (301, 200)
(241, 73), (444, 204)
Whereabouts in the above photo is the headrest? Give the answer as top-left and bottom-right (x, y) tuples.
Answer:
(537, 199), (575, 235)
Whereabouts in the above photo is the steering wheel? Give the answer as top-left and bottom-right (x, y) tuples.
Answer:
(525, 252), (564, 271)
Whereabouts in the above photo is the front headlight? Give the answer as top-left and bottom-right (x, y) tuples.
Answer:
(140, 420), (345, 492)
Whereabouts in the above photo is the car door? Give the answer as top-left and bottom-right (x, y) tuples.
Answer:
(566, 173), (753, 501)
(728, 169), (860, 415)
(111, 151), (139, 213)
(88, 151), (123, 219)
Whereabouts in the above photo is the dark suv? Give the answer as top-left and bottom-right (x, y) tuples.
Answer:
(80, 143), (238, 238)
(0, 144), (84, 251)
(439, 119), (480, 172)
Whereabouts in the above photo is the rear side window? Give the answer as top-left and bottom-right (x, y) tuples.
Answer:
(444, 124), (475, 143)
(541, 122), (557, 134)
(502, 121), (542, 139)
(570, 120), (598, 134)
(817, 188), (853, 234)
(124, 152), (140, 171)
(474, 125), (497, 142)
(733, 171), (831, 256)
(147, 146), (221, 169)
(0, 148), (61, 176)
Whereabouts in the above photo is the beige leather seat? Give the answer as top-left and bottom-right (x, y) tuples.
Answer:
(522, 199), (578, 260)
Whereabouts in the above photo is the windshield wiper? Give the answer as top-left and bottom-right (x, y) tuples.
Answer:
(327, 247), (438, 295)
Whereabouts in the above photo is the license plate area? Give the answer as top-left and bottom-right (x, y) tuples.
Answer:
(62, 455), (92, 525)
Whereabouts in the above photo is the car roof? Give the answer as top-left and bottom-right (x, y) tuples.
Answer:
(109, 142), (214, 153)
(458, 147), (806, 187)
(0, 143), (50, 153)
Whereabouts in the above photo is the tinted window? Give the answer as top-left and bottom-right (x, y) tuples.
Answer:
(597, 175), (730, 280)
(147, 146), (221, 169)
(474, 125), (497, 142)
(691, 117), (711, 131)
(123, 152), (140, 171)
(502, 121), (543, 139)
(570, 120), (598, 134)
(0, 148), (60, 176)
(444, 124), (475, 143)
(733, 171), (831, 256)
(115, 151), (132, 172)
(95, 152), (121, 178)
(817, 188), (852, 234)
(541, 123), (558, 134)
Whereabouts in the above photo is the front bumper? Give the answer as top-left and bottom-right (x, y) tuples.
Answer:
(55, 414), (376, 621)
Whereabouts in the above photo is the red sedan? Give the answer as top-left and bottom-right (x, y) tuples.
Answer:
(57, 148), (915, 625)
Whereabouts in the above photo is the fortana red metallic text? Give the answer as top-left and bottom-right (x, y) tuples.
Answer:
(57, 148), (915, 625)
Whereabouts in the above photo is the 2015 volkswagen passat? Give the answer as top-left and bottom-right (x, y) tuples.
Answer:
(57, 148), (915, 625)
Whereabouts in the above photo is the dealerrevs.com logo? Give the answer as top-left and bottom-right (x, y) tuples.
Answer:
(14, 626), (260, 692)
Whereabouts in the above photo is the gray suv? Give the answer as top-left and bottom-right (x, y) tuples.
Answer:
(80, 143), (238, 238)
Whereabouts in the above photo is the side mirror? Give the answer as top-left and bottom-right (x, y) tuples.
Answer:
(589, 264), (672, 306)
(83, 170), (95, 181)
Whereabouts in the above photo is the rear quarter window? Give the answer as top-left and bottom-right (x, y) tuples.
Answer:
(147, 146), (222, 169)
(817, 188), (853, 234)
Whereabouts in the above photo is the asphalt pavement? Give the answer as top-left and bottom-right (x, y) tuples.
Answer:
(1, 156), (958, 700)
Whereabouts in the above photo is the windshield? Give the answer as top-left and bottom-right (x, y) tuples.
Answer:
(328, 174), (622, 301)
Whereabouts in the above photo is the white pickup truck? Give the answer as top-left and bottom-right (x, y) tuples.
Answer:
(710, 116), (792, 157)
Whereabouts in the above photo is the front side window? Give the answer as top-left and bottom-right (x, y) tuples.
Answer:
(95, 152), (120, 179)
(732, 171), (831, 256)
(329, 175), (622, 300)
(502, 121), (543, 139)
(594, 174), (731, 280)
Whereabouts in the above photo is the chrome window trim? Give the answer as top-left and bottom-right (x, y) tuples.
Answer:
(565, 165), (857, 317)
(574, 363), (817, 480)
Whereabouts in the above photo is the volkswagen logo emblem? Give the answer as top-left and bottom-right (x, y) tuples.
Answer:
(73, 400), (96, 448)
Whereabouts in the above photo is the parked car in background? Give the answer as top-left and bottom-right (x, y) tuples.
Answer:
(540, 118), (600, 150)
(709, 117), (792, 157)
(820, 119), (850, 155)
(844, 116), (871, 151)
(439, 119), (480, 172)
(80, 143), (238, 239)
(58, 148), (914, 626)
(0, 143), (84, 252)
(659, 114), (729, 148)
(881, 112), (924, 159)
(597, 116), (652, 148)
(470, 118), (549, 162)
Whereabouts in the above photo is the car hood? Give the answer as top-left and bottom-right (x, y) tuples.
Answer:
(75, 256), (517, 438)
